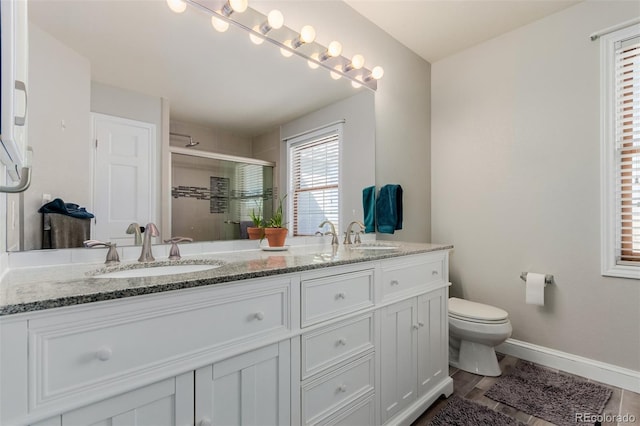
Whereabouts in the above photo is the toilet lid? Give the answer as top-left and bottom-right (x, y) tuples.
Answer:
(448, 297), (509, 322)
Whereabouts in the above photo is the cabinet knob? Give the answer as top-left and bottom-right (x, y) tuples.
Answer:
(199, 418), (212, 426)
(412, 324), (420, 330)
(254, 312), (265, 320)
(432, 270), (439, 275)
(418, 322), (425, 327)
(338, 384), (347, 393)
(337, 338), (348, 346)
(336, 292), (347, 300)
(96, 346), (112, 361)
(390, 280), (399, 286)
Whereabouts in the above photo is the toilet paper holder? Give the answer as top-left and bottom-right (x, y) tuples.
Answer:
(519, 272), (553, 285)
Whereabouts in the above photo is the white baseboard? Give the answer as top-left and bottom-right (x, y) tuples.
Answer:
(496, 338), (640, 393)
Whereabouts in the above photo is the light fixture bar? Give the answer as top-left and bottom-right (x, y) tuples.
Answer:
(184, 0), (379, 91)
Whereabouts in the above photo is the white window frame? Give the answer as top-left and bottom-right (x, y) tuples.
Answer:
(601, 24), (640, 279)
(285, 122), (343, 237)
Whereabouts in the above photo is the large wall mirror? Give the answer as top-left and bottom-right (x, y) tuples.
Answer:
(8, 0), (375, 252)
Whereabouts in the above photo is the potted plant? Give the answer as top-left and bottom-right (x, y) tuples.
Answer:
(264, 194), (288, 247)
(247, 204), (264, 240)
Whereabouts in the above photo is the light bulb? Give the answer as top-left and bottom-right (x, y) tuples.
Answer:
(166, 0), (187, 13)
(371, 66), (384, 80)
(330, 65), (342, 80)
(211, 15), (229, 32)
(308, 53), (320, 69)
(327, 41), (342, 57)
(267, 10), (284, 30)
(250, 25), (264, 44)
(280, 40), (294, 58)
(300, 25), (316, 43)
(351, 54), (365, 70)
(229, 0), (248, 13)
(351, 79), (362, 89)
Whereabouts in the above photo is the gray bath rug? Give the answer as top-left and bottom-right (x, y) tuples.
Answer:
(430, 395), (525, 426)
(484, 360), (612, 426)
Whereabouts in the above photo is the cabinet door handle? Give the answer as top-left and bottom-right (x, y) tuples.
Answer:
(338, 384), (347, 393)
(254, 312), (265, 320)
(432, 270), (439, 275)
(337, 338), (348, 346)
(390, 280), (399, 286)
(418, 322), (425, 327)
(336, 292), (347, 300)
(96, 346), (112, 361)
(412, 324), (420, 330)
(199, 418), (212, 426)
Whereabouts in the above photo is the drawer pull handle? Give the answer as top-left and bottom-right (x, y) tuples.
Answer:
(199, 418), (212, 426)
(390, 280), (399, 286)
(432, 270), (439, 275)
(254, 312), (265, 320)
(337, 338), (348, 346)
(338, 384), (347, 393)
(336, 292), (347, 300)
(96, 347), (112, 361)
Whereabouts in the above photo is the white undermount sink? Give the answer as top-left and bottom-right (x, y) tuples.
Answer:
(94, 264), (221, 279)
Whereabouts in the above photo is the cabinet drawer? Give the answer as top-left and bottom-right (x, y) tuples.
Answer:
(29, 280), (290, 409)
(302, 314), (373, 379)
(316, 393), (375, 426)
(301, 270), (374, 327)
(381, 257), (443, 301)
(302, 353), (374, 425)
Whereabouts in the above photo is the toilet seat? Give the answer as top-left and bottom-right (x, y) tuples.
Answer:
(449, 297), (509, 324)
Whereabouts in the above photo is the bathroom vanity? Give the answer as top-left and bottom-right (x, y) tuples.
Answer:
(0, 242), (453, 425)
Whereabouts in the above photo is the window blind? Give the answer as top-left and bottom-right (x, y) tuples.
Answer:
(233, 163), (270, 221)
(290, 133), (339, 236)
(615, 35), (640, 263)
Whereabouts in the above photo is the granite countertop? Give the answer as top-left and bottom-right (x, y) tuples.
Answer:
(0, 241), (452, 316)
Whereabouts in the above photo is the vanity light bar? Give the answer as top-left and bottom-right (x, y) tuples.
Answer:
(174, 0), (382, 91)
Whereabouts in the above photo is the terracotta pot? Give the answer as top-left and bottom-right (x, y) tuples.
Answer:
(247, 227), (264, 240)
(264, 227), (288, 247)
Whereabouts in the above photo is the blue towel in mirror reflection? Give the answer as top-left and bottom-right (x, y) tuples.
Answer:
(376, 184), (403, 234)
(362, 186), (376, 233)
(38, 198), (94, 219)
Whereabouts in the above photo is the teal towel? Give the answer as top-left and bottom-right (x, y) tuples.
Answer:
(362, 186), (376, 233)
(376, 184), (403, 234)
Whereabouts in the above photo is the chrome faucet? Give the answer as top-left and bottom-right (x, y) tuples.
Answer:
(126, 223), (142, 245)
(344, 221), (365, 245)
(139, 223), (159, 262)
(84, 240), (120, 265)
(319, 220), (339, 245)
(164, 237), (193, 260)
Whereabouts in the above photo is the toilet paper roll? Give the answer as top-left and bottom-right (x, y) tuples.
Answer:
(525, 272), (546, 306)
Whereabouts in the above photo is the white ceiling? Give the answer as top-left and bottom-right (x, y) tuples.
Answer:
(344, 0), (582, 63)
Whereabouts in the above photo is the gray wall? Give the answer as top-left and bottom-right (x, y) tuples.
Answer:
(431, 0), (640, 370)
(24, 24), (91, 250)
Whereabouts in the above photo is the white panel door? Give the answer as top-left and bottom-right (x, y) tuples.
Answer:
(57, 373), (193, 426)
(417, 289), (447, 397)
(380, 298), (417, 424)
(92, 113), (156, 245)
(195, 341), (291, 426)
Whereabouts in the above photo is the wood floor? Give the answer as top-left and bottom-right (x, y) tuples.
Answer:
(411, 354), (640, 426)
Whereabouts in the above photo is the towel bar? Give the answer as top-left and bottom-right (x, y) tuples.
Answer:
(520, 272), (553, 285)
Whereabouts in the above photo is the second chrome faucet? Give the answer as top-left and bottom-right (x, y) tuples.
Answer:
(139, 223), (159, 262)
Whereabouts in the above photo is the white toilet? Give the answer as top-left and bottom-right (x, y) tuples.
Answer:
(448, 297), (512, 377)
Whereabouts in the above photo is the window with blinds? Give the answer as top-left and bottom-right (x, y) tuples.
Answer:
(602, 25), (640, 278)
(614, 34), (640, 265)
(289, 128), (340, 236)
(233, 163), (273, 222)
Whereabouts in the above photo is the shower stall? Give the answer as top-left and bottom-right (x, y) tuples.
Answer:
(169, 147), (275, 242)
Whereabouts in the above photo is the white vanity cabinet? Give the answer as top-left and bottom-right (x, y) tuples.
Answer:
(195, 341), (291, 426)
(0, 247), (453, 426)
